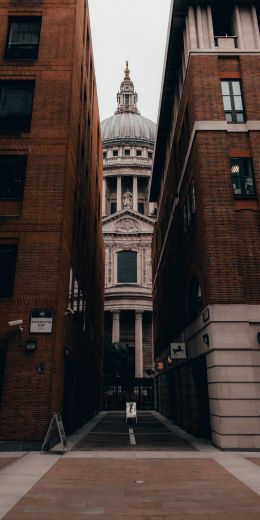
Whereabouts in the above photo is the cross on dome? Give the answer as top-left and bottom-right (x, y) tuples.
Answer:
(115, 61), (140, 115)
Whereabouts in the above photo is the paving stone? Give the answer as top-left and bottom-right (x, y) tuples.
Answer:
(3, 457), (260, 519)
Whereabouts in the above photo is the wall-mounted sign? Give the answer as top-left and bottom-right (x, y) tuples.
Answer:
(170, 343), (186, 359)
(30, 309), (53, 334)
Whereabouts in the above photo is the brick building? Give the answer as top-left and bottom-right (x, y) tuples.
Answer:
(150, 0), (260, 449)
(0, 0), (104, 448)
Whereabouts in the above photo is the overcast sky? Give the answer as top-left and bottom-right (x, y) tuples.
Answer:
(88, 0), (172, 123)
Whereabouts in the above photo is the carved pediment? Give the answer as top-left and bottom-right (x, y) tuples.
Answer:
(114, 218), (140, 233)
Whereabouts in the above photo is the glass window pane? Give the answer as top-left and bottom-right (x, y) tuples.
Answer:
(236, 113), (245, 123)
(118, 251), (137, 283)
(232, 81), (241, 95)
(9, 21), (40, 47)
(0, 87), (33, 115)
(191, 179), (196, 214)
(230, 159), (242, 195)
(245, 178), (254, 195)
(0, 244), (18, 297)
(231, 176), (242, 195)
(0, 156), (27, 199)
(225, 112), (233, 122)
(234, 96), (243, 111)
(245, 160), (253, 178)
(221, 81), (229, 95)
(223, 96), (232, 111)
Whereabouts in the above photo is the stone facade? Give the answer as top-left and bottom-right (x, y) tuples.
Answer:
(102, 64), (156, 383)
(150, 1), (260, 449)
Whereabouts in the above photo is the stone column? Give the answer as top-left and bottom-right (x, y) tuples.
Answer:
(117, 176), (122, 212)
(188, 6), (198, 49)
(234, 6), (245, 49)
(207, 6), (215, 49)
(135, 310), (143, 378)
(133, 176), (138, 211)
(196, 6), (204, 49)
(252, 6), (260, 49)
(102, 178), (107, 217)
(112, 310), (120, 344)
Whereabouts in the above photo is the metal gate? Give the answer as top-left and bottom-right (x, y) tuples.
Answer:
(103, 379), (154, 410)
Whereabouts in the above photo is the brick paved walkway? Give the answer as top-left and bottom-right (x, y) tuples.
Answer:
(0, 412), (260, 519)
(3, 458), (260, 519)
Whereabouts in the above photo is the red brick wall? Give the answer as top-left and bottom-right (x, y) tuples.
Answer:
(0, 1), (104, 445)
(153, 54), (260, 356)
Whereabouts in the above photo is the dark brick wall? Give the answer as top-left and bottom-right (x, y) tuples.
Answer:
(0, 1), (104, 444)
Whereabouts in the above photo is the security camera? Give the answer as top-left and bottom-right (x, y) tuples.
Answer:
(8, 319), (23, 327)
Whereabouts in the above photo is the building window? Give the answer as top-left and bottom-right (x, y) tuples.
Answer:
(183, 178), (196, 235)
(110, 201), (117, 214)
(148, 151), (153, 159)
(5, 17), (41, 60)
(124, 149), (130, 156)
(230, 158), (256, 197)
(212, 4), (234, 37)
(0, 244), (17, 298)
(103, 151), (107, 159)
(117, 251), (137, 284)
(138, 202), (144, 214)
(0, 155), (27, 200)
(189, 276), (203, 323)
(0, 81), (35, 134)
(221, 80), (245, 123)
(112, 149), (118, 157)
(136, 149), (142, 157)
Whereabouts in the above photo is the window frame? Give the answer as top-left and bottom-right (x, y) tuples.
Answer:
(110, 201), (117, 214)
(5, 16), (42, 61)
(183, 178), (196, 236)
(221, 79), (245, 123)
(230, 157), (256, 198)
(0, 244), (18, 298)
(0, 80), (35, 134)
(0, 155), (27, 200)
(117, 250), (138, 284)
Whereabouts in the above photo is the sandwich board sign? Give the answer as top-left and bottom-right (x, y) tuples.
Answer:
(41, 413), (68, 453)
(126, 402), (137, 423)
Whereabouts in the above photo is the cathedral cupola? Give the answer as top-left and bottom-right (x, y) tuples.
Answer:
(115, 61), (140, 115)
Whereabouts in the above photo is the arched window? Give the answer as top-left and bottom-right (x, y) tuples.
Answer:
(117, 251), (137, 283)
(189, 276), (203, 322)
